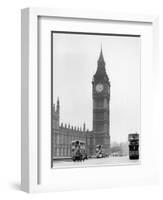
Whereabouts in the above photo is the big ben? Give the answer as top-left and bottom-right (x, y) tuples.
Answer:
(92, 47), (111, 155)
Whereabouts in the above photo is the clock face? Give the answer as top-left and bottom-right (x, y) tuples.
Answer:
(95, 83), (104, 93)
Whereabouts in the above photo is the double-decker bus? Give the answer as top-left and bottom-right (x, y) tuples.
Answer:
(71, 140), (87, 161)
(128, 133), (139, 160)
(96, 145), (104, 158)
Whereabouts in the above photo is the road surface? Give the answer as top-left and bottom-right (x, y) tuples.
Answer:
(53, 156), (140, 168)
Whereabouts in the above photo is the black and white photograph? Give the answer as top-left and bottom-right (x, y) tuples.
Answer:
(51, 31), (140, 168)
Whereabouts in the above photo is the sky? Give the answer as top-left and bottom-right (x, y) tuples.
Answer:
(53, 33), (141, 143)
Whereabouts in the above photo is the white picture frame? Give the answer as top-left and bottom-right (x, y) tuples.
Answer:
(21, 7), (159, 193)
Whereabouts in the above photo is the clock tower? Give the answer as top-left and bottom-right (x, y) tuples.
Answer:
(92, 47), (110, 156)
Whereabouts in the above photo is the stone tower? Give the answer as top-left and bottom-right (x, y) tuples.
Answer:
(92, 47), (111, 155)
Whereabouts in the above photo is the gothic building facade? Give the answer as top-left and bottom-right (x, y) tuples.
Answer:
(52, 48), (110, 159)
(52, 100), (93, 158)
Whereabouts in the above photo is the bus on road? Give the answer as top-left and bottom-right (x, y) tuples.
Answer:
(71, 140), (87, 161)
(128, 133), (139, 160)
(96, 145), (105, 158)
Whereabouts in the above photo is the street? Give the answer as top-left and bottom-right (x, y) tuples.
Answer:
(53, 156), (140, 168)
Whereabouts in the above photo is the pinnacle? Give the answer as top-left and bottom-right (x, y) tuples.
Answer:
(98, 45), (105, 63)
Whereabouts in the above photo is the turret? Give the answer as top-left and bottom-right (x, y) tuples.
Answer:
(83, 123), (86, 131)
(57, 97), (60, 112)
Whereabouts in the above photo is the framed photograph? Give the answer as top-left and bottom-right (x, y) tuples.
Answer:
(21, 8), (159, 193)
(51, 31), (141, 168)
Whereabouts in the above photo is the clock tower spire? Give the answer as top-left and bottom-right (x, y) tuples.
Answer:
(92, 46), (111, 156)
(94, 46), (109, 83)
